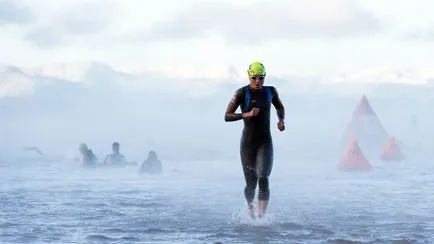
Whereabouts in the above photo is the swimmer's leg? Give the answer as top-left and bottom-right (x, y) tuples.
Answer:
(240, 141), (258, 219)
(256, 140), (274, 218)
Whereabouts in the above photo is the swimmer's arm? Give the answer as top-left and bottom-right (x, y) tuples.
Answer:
(271, 87), (285, 122)
(90, 150), (98, 161)
(224, 89), (245, 121)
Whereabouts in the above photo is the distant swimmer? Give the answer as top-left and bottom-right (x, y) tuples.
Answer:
(103, 142), (127, 166)
(224, 61), (285, 219)
(79, 143), (97, 168)
(139, 150), (162, 174)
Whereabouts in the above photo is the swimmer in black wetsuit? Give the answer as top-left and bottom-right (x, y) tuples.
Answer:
(139, 150), (162, 174)
(103, 142), (127, 166)
(224, 61), (285, 219)
(79, 143), (98, 168)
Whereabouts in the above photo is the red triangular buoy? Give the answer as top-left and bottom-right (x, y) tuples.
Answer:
(338, 140), (372, 171)
(341, 95), (389, 154)
(380, 136), (405, 161)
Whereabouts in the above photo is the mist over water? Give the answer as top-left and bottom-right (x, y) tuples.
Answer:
(1, 153), (434, 243)
(1, 78), (434, 243)
(2, 0), (434, 241)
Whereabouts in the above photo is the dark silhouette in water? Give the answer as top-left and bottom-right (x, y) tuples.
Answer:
(139, 150), (162, 174)
(103, 142), (127, 166)
(79, 143), (97, 168)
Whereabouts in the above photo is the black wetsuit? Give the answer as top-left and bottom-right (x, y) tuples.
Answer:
(139, 159), (162, 174)
(225, 85), (285, 202)
(104, 153), (126, 165)
(82, 149), (97, 167)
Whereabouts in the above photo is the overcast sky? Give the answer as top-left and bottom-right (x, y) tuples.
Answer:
(0, 0), (433, 79)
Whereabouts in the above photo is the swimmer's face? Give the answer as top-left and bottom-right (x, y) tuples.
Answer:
(112, 143), (119, 152)
(149, 151), (157, 159)
(249, 75), (265, 90)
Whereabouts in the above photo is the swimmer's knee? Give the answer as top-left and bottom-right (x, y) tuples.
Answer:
(245, 182), (256, 191)
(256, 158), (273, 178)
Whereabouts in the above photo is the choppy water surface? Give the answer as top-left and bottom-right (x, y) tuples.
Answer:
(1, 156), (433, 243)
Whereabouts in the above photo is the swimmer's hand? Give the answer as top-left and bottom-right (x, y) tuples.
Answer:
(243, 107), (260, 118)
(277, 120), (285, 131)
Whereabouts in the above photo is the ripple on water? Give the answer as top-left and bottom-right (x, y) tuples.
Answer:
(1, 159), (434, 243)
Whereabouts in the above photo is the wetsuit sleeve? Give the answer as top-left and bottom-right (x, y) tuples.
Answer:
(224, 88), (244, 122)
(89, 150), (97, 161)
(271, 87), (285, 122)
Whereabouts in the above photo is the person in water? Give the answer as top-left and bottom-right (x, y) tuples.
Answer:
(139, 150), (162, 174)
(79, 143), (97, 167)
(224, 61), (285, 219)
(103, 142), (127, 165)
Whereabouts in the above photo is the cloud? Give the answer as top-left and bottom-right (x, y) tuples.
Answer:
(24, 1), (119, 48)
(403, 26), (434, 41)
(24, 27), (65, 48)
(0, 0), (36, 25)
(139, 0), (382, 44)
